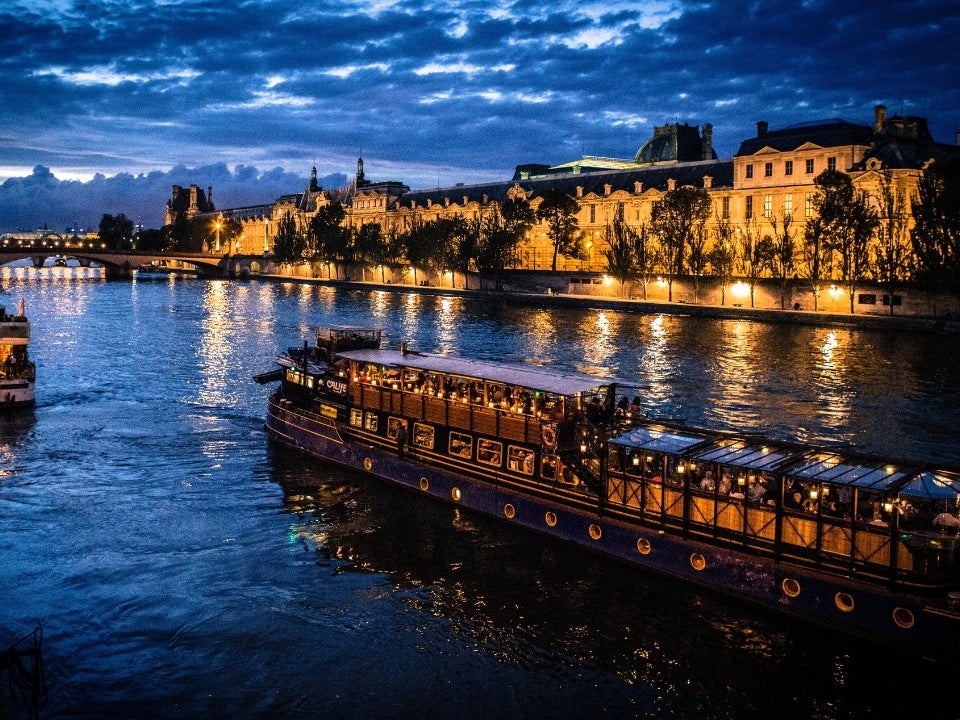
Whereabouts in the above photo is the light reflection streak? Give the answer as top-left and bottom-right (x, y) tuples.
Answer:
(434, 296), (460, 355)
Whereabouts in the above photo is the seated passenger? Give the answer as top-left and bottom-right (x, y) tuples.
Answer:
(933, 512), (960, 532)
(746, 478), (765, 503)
(717, 474), (731, 495)
(699, 471), (715, 492)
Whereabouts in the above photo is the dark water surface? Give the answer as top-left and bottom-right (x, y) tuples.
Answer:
(1, 269), (958, 719)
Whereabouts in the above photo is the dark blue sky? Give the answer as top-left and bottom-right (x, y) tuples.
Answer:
(1, 0), (958, 230)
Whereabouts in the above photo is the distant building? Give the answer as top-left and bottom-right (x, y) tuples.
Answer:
(166, 103), (960, 273)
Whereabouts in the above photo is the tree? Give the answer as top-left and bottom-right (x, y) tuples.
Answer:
(836, 189), (879, 313)
(272, 213), (304, 265)
(706, 215), (736, 305)
(603, 215), (640, 297)
(99, 213), (135, 251)
(309, 201), (350, 278)
(768, 213), (796, 309)
(650, 186), (711, 301)
(874, 171), (912, 314)
(911, 157), (960, 291)
(352, 222), (383, 280)
(135, 227), (166, 252)
(813, 170), (878, 313)
(536, 188), (581, 271)
(477, 197), (534, 289)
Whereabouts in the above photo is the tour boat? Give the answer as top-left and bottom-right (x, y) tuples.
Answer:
(256, 329), (960, 659)
(0, 299), (35, 409)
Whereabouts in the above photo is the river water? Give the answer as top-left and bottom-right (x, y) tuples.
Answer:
(1, 268), (958, 719)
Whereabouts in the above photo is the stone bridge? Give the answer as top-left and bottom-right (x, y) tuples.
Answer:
(0, 248), (271, 279)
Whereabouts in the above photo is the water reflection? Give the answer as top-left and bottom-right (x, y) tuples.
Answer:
(271, 452), (957, 719)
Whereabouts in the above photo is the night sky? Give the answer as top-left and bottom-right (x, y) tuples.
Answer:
(1, 0), (958, 230)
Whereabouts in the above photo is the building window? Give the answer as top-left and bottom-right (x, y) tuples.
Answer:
(827, 157), (837, 172)
(805, 192), (814, 217)
(589, 204), (596, 224)
(616, 202), (624, 221)
(722, 196), (730, 219)
(805, 159), (814, 174)
(763, 194), (772, 218)
(745, 164), (754, 179)
(745, 196), (753, 219)
(858, 294), (877, 305)
(882, 295), (903, 307)
(785, 160), (793, 176)
(764, 162), (773, 177)
(784, 194), (793, 216)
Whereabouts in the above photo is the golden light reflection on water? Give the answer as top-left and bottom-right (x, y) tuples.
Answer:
(810, 328), (853, 434)
(400, 292), (423, 346)
(434, 296), (462, 355)
(197, 281), (233, 408)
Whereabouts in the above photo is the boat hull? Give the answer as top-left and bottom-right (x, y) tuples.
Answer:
(0, 380), (34, 409)
(265, 392), (960, 660)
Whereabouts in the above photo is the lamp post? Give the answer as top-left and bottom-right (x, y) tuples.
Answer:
(215, 213), (223, 253)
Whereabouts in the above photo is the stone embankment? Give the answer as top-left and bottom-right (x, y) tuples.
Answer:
(264, 272), (960, 335)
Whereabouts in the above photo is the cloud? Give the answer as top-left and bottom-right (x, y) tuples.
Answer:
(0, 0), (957, 230)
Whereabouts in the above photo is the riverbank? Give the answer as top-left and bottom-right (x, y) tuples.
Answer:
(261, 273), (960, 335)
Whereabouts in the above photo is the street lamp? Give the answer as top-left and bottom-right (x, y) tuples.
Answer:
(215, 213), (223, 253)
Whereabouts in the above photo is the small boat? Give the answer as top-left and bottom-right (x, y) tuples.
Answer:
(0, 298), (35, 409)
(256, 330), (960, 659)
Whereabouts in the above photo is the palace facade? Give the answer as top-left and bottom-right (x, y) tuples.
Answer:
(166, 105), (960, 279)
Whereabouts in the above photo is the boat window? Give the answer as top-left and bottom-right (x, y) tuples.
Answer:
(387, 416), (406, 439)
(383, 368), (402, 390)
(449, 431), (472, 458)
(541, 454), (559, 480)
(478, 439), (503, 467)
(413, 423), (434, 449)
(364, 412), (378, 432)
(508, 447), (535, 475)
(487, 383), (506, 408)
(349, 408), (363, 428)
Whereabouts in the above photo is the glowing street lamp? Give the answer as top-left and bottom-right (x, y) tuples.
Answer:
(214, 213), (223, 253)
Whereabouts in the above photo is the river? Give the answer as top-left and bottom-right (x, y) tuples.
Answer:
(1, 267), (958, 719)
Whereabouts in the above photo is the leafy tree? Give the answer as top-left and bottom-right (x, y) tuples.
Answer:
(836, 189), (879, 313)
(632, 223), (659, 301)
(403, 219), (437, 285)
(477, 197), (534, 289)
(135, 227), (166, 252)
(353, 222), (383, 280)
(812, 170), (878, 312)
(603, 215), (640, 297)
(650, 186), (711, 301)
(874, 172), (912, 314)
(768, 213), (796, 309)
(911, 157), (960, 290)
(218, 217), (243, 254)
(706, 215), (736, 305)
(802, 213), (831, 311)
(308, 201), (350, 277)
(99, 213), (135, 251)
(536, 188), (581, 271)
(272, 213), (305, 265)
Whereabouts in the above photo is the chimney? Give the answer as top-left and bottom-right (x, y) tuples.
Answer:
(756, 121), (768, 138)
(207, 186), (214, 209)
(874, 105), (887, 134)
(189, 184), (198, 211)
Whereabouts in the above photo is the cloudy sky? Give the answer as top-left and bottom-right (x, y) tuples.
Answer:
(1, 0), (958, 231)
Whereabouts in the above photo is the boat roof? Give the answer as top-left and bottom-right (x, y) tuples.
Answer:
(337, 348), (614, 395)
(609, 424), (711, 455)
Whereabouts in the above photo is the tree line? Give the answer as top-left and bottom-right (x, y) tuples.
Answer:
(97, 157), (959, 309)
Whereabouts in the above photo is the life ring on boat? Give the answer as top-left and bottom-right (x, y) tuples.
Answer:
(541, 424), (557, 448)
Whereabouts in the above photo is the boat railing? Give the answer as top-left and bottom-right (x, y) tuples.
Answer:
(352, 382), (544, 445)
(606, 470), (958, 589)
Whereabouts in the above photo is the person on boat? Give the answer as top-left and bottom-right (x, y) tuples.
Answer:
(717, 473), (731, 495)
(700, 471), (715, 492)
(746, 477), (766, 503)
(395, 423), (407, 459)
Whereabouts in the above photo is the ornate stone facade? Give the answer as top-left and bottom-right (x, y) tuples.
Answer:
(166, 105), (959, 273)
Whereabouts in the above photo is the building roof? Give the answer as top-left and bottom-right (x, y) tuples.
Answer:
(735, 119), (874, 156)
(401, 159), (733, 209)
